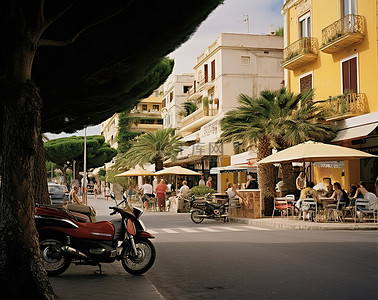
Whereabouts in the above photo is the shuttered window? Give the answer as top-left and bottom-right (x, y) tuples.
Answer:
(342, 57), (357, 93)
(300, 74), (312, 94)
(211, 60), (215, 81)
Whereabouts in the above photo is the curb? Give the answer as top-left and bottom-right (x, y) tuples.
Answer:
(229, 217), (378, 230)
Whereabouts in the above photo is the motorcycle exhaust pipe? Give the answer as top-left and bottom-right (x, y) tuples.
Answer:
(62, 246), (88, 259)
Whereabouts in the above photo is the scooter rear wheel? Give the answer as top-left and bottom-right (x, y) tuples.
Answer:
(40, 238), (71, 276)
(191, 210), (204, 224)
(121, 239), (156, 275)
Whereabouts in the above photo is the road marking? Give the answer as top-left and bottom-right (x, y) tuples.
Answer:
(148, 230), (159, 235)
(178, 228), (198, 233)
(242, 225), (271, 231)
(216, 226), (244, 231)
(197, 227), (219, 232)
(162, 228), (178, 233)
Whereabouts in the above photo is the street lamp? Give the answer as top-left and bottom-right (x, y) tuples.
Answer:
(83, 127), (87, 204)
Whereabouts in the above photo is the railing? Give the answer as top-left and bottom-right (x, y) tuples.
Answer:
(321, 14), (365, 47)
(181, 107), (218, 128)
(321, 92), (368, 120)
(283, 37), (318, 62)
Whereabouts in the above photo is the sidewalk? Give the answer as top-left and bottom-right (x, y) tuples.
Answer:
(49, 193), (164, 300)
(230, 216), (378, 230)
(86, 194), (377, 230)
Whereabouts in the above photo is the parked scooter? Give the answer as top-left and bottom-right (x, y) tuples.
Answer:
(190, 193), (229, 223)
(35, 193), (156, 276)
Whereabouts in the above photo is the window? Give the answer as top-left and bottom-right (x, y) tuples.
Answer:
(204, 64), (208, 83)
(299, 12), (311, 38)
(342, 0), (355, 17)
(341, 56), (358, 93)
(153, 105), (159, 111)
(211, 60), (215, 81)
(142, 104), (147, 111)
(162, 98), (166, 108)
(169, 91), (173, 102)
(241, 56), (250, 65)
(183, 85), (190, 93)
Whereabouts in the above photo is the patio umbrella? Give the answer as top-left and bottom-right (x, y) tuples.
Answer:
(115, 168), (155, 177)
(155, 166), (201, 176)
(155, 166), (201, 190)
(256, 141), (376, 165)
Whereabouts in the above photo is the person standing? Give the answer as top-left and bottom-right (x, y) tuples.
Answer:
(296, 172), (306, 190)
(104, 183), (111, 201)
(198, 175), (206, 186)
(206, 176), (213, 189)
(140, 179), (154, 211)
(155, 179), (167, 212)
(93, 181), (98, 199)
(246, 175), (258, 189)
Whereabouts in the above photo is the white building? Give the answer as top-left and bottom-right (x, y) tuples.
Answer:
(162, 74), (194, 130)
(170, 33), (284, 191)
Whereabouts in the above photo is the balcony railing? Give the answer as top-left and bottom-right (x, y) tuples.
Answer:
(320, 92), (368, 121)
(197, 77), (214, 91)
(281, 37), (318, 70)
(320, 14), (365, 54)
(188, 86), (201, 100)
(180, 106), (218, 130)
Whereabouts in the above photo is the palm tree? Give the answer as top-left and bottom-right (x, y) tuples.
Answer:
(123, 128), (183, 171)
(220, 87), (335, 215)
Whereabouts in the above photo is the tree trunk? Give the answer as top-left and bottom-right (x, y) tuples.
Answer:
(34, 136), (51, 204)
(0, 82), (55, 299)
(280, 162), (297, 196)
(155, 158), (164, 171)
(256, 136), (275, 216)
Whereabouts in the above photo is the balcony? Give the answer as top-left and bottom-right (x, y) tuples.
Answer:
(197, 78), (214, 91)
(320, 15), (365, 54)
(321, 92), (368, 121)
(180, 106), (218, 133)
(281, 37), (318, 70)
(187, 86), (202, 100)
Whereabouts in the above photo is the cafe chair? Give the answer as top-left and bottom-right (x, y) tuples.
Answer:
(354, 195), (377, 223)
(300, 198), (318, 222)
(285, 194), (296, 216)
(272, 197), (292, 219)
(327, 198), (346, 222)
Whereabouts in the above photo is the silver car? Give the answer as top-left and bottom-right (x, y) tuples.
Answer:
(48, 183), (69, 205)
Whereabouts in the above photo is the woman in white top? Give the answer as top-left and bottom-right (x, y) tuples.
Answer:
(226, 183), (245, 206)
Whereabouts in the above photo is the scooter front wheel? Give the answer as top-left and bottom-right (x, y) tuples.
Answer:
(121, 239), (156, 275)
(40, 238), (71, 276)
(191, 210), (204, 224)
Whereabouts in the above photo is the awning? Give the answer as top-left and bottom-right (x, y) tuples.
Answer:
(332, 122), (377, 142)
(210, 164), (257, 174)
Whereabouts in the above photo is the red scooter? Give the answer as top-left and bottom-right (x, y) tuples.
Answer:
(35, 194), (156, 276)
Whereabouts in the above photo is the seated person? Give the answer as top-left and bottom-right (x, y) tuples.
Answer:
(179, 181), (191, 198)
(329, 182), (348, 209)
(325, 184), (334, 198)
(296, 182), (320, 209)
(226, 183), (245, 206)
(245, 175), (258, 189)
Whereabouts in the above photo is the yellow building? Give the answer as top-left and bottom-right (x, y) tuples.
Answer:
(282, 0), (378, 190)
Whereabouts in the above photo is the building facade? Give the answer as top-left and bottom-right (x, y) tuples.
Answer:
(162, 74), (194, 130)
(169, 33), (284, 191)
(281, 0), (378, 189)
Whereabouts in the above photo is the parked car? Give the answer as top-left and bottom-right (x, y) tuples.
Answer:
(48, 183), (69, 205)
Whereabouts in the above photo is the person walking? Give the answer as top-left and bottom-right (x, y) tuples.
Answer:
(104, 183), (111, 201)
(206, 176), (213, 189)
(155, 179), (167, 212)
(198, 175), (206, 186)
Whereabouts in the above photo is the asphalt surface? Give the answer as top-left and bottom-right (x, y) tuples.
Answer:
(49, 194), (378, 299)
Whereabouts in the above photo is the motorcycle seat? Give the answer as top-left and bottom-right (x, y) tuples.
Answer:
(207, 202), (227, 209)
(66, 203), (97, 223)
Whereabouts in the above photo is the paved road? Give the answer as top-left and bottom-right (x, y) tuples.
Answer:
(50, 196), (378, 299)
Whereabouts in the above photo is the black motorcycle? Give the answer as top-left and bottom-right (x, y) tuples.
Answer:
(190, 193), (229, 223)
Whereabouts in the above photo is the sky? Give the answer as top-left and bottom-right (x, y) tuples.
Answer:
(45, 0), (283, 140)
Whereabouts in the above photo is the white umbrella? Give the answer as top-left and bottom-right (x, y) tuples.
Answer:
(115, 168), (155, 177)
(155, 166), (201, 176)
(256, 141), (376, 165)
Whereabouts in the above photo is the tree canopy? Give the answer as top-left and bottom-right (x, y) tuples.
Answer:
(44, 135), (117, 177)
